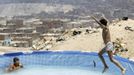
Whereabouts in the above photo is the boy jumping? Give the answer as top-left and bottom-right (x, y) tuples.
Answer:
(91, 16), (126, 75)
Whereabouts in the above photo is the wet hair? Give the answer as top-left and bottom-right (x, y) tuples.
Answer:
(13, 57), (19, 63)
(99, 18), (108, 26)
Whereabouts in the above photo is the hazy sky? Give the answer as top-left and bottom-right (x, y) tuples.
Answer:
(0, 0), (75, 4)
(0, 0), (50, 4)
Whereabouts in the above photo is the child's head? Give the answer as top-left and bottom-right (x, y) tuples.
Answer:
(13, 57), (19, 64)
(99, 18), (108, 26)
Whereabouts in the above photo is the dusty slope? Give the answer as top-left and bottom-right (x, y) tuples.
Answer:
(0, 46), (30, 54)
(0, 19), (134, 59)
(51, 19), (134, 58)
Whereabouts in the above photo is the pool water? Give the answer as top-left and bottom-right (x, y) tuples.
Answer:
(1, 65), (112, 75)
(0, 51), (134, 75)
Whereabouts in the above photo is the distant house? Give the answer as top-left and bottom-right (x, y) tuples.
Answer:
(10, 33), (40, 47)
(0, 28), (15, 33)
(16, 27), (34, 33)
(24, 18), (43, 26)
(6, 19), (24, 28)
(11, 41), (29, 47)
(6, 19), (23, 26)
(35, 20), (66, 34)
(36, 26), (49, 34)
(0, 33), (12, 46)
(42, 20), (64, 29)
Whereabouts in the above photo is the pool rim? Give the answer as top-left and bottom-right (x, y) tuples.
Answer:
(0, 51), (134, 64)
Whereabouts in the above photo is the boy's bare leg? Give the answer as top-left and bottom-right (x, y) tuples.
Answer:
(98, 50), (109, 73)
(107, 51), (126, 75)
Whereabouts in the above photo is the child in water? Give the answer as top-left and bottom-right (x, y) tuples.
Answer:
(7, 57), (23, 72)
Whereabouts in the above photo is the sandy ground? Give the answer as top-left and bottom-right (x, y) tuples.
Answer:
(0, 46), (30, 54)
(0, 19), (134, 59)
(51, 19), (134, 59)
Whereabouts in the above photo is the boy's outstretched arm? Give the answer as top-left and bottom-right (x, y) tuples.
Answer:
(91, 16), (106, 28)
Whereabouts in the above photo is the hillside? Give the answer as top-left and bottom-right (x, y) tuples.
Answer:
(0, 3), (74, 16)
(0, 0), (134, 19)
(51, 19), (134, 59)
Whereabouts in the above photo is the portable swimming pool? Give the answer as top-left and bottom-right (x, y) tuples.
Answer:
(0, 51), (134, 75)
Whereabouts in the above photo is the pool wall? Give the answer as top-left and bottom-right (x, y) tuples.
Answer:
(0, 51), (134, 75)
